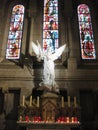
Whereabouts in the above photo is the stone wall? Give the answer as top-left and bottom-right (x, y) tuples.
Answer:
(0, 0), (98, 130)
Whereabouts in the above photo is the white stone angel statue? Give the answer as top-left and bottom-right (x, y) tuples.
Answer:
(31, 41), (67, 92)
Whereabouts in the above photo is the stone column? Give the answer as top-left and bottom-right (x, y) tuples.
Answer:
(27, 0), (37, 56)
(64, 0), (77, 70)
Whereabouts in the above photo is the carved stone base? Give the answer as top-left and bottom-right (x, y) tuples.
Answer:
(41, 92), (59, 121)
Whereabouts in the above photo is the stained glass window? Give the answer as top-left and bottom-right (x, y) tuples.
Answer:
(43, 0), (59, 53)
(78, 4), (96, 59)
(6, 5), (25, 59)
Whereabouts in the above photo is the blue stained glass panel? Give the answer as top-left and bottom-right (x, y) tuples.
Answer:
(43, 0), (58, 53)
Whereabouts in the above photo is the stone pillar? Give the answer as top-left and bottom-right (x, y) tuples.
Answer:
(64, 0), (77, 69)
(29, 16), (36, 55)
(68, 58), (77, 71)
(28, 0), (37, 56)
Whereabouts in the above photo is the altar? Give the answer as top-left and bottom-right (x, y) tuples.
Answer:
(17, 121), (81, 130)
(17, 91), (81, 130)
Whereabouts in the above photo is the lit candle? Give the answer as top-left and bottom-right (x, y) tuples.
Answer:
(68, 96), (70, 107)
(29, 96), (32, 106)
(23, 95), (25, 106)
(37, 96), (39, 107)
(61, 96), (64, 108)
(74, 96), (77, 107)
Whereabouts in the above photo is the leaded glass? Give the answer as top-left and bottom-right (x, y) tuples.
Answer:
(78, 4), (96, 59)
(6, 5), (25, 59)
(43, 0), (59, 53)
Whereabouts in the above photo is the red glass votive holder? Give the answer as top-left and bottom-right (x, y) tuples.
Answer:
(57, 117), (61, 123)
(65, 117), (70, 123)
(61, 116), (65, 122)
(25, 116), (29, 122)
(38, 116), (41, 122)
(74, 117), (78, 122)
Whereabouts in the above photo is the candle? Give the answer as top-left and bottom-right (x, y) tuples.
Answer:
(68, 96), (70, 107)
(61, 96), (64, 108)
(37, 96), (39, 107)
(74, 96), (77, 107)
(29, 96), (32, 106)
(23, 95), (25, 106)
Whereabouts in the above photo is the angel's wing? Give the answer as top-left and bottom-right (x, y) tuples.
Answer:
(36, 40), (43, 58)
(31, 41), (43, 60)
(31, 41), (39, 56)
(51, 44), (67, 61)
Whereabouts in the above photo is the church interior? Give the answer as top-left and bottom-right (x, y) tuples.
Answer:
(0, 0), (98, 130)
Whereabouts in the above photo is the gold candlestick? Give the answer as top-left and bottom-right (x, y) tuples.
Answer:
(23, 95), (25, 106)
(61, 96), (64, 108)
(29, 96), (32, 106)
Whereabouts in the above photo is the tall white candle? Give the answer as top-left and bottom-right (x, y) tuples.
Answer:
(61, 96), (64, 108)
(37, 96), (39, 107)
(30, 96), (32, 106)
(68, 96), (70, 107)
(23, 95), (25, 106)
(74, 96), (77, 108)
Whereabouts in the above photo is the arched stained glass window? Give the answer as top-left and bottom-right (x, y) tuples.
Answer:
(6, 5), (25, 59)
(78, 4), (96, 59)
(43, 0), (58, 53)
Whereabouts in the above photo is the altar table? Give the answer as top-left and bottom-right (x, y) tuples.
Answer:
(17, 121), (81, 130)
